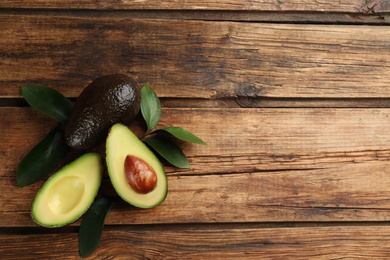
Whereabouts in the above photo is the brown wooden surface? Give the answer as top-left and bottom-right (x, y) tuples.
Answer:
(2, 2), (390, 259)
(1, 16), (390, 99)
(2, 225), (390, 259)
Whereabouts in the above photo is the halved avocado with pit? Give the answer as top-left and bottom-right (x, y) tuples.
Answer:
(106, 124), (167, 208)
(31, 153), (103, 228)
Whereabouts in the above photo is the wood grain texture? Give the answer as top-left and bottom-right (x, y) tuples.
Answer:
(1, 15), (390, 99)
(3, 1), (390, 258)
(4, 161), (390, 226)
(3, 107), (390, 226)
(1, 0), (390, 13)
(4, 107), (390, 176)
(2, 225), (390, 259)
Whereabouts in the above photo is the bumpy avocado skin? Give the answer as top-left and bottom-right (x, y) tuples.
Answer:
(65, 74), (141, 150)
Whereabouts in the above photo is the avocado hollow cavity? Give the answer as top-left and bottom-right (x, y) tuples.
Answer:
(47, 176), (85, 215)
(31, 153), (103, 228)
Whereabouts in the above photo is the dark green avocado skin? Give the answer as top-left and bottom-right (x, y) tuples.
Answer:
(65, 74), (141, 150)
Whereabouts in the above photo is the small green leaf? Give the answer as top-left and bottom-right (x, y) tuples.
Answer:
(16, 125), (68, 188)
(161, 126), (207, 145)
(79, 197), (114, 258)
(141, 85), (161, 132)
(21, 86), (73, 124)
(144, 135), (190, 169)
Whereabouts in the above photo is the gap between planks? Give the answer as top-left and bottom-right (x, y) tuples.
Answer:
(1, 0), (390, 14)
(0, 9), (389, 25)
(3, 97), (390, 109)
(2, 221), (390, 235)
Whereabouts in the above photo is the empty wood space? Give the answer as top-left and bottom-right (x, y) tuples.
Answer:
(1, 0), (390, 258)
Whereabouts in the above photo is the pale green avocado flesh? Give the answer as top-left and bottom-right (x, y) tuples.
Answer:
(31, 153), (103, 228)
(106, 124), (167, 208)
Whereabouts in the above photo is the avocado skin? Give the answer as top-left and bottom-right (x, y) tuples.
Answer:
(65, 74), (141, 150)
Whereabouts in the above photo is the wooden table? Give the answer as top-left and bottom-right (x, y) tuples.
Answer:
(2, 1), (390, 259)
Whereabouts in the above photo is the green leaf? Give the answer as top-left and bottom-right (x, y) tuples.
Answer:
(140, 85), (161, 132)
(21, 86), (73, 124)
(161, 126), (207, 145)
(79, 197), (114, 258)
(16, 125), (68, 188)
(144, 135), (190, 169)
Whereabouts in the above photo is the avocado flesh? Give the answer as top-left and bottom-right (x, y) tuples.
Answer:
(106, 124), (167, 208)
(65, 74), (141, 150)
(31, 153), (103, 228)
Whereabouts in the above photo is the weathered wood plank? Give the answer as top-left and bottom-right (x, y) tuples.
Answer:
(2, 225), (390, 259)
(1, 0), (389, 13)
(1, 16), (390, 99)
(3, 108), (390, 226)
(4, 161), (390, 226)
(4, 107), (390, 175)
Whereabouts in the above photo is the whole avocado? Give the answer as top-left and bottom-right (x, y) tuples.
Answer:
(65, 74), (141, 150)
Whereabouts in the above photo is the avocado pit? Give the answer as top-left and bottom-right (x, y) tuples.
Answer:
(124, 155), (157, 194)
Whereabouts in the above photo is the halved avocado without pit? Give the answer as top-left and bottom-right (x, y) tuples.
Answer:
(106, 124), (167, 208)
(31, 153), (103, 228)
